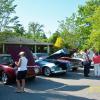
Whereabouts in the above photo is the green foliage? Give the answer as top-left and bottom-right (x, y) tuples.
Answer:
(0, 0), (100, 52)
(87, 6), (100, 51)
(0, 31), (19, 43)
(57, 14), (80, 49)
(13, 24), (25, 36)
(48, 31), (60, 43)
(0, 0), (18, 31)
(28, 22), (44, 38)
(26, 22), (48, 42)
(58, 13), (77, 33)
(49, 0), (100, 51)
(76, 0), (100, 50)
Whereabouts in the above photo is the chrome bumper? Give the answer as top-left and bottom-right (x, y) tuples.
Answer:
(51, 70), (67, 74)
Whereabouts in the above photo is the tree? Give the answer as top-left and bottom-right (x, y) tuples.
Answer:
(28, 22), (44, 39)
(48, 31), (60, 43)
(87, 6), (100, 51)
(0, 0), (18, 31)
(77, 0), (100, 49)
(58, 13), (77, 33)
(0, 31), (19, 43)
(13, 24), (25, 36)
(58, 14), (79, 49)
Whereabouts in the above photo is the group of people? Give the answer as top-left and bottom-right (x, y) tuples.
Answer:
(82, 49), (100, 77)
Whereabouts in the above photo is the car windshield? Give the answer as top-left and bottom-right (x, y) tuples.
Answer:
(36, 53), (48, 57)
(33, 53), (48, 59)
(0, 55), (13, 65)
(74, 53), (83, 58)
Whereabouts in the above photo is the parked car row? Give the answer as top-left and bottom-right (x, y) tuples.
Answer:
(34, 48), (83, 76)
(0, 47), (86, 84)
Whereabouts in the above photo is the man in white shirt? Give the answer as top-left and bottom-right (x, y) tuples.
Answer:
(15, 51), (28, 93)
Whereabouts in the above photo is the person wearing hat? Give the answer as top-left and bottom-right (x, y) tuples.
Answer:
(15, 51), (28, 93)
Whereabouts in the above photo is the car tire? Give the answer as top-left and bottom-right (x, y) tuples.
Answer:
(72, 67), (78, 72)
(44, 67), (51, 76)
(2, 72), (9, 85)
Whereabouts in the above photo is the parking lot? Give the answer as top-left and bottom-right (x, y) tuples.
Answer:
(0, 68), (100, 100)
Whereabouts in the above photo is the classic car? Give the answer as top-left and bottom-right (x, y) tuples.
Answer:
(58, 57), (82, 71)
(35, 58), (68, 76)
(72, 53), (94, 68)
(0, 46), (40, 84)
(46, 48), (82, 71)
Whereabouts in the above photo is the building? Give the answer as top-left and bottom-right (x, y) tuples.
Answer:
(0, 37), (53, 54)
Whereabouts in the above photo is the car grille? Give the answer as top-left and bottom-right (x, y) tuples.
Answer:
(56, 63), (67, 70)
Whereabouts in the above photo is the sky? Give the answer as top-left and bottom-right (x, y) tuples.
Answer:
(14, 0), (86, 37)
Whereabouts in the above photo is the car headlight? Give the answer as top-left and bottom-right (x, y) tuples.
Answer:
(50, 66), (55, 71)
(34, 67), (40, 74)
(33, 65), (40, 74)
(51, 65), (61, 71)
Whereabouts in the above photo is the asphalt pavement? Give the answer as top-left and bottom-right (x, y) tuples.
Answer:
(0, 68), (100, 100)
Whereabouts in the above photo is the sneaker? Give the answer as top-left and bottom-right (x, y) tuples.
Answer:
(15, 90), (21, 93)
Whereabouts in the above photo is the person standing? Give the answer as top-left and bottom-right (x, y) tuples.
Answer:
(15, 51), (28, 92)
(83, 49), (91, 77)
(93, 52), (100, 77)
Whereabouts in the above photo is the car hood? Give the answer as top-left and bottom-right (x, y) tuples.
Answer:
(36, 60), (56, 68)
(46, 48), (69, 59)
(72, 57), (84, 62)
(43, 62), (56, 67)
(6, 46), (35, 66)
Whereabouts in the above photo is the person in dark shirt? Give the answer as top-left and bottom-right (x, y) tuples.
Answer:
(83, 49), (91, 77)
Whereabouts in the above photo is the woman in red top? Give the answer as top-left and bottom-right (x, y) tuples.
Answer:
(93, 52), (100, 77)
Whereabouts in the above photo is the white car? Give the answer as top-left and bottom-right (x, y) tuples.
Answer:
(35, 59), (68, 76)
(73, 53), (94, 68)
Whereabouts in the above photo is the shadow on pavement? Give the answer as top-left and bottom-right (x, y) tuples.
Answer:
(52, 68), (100, 80)
(0, 81), (94, 100)
(25, 76), (90, 92)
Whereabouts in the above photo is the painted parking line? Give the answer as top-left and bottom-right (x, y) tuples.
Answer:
(88, 86), (100, 93)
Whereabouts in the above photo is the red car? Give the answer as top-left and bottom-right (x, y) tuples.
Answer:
(0, 46), (40, 84)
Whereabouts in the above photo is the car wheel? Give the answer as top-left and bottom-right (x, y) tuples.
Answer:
(2, 72), (9, 84)
(44, 67), (51, 76)
(72, 67), (78, 72)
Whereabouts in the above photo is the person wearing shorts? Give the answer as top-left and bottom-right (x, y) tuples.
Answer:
(16, 70), (27, 80)
(15, 51), (28, 93)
